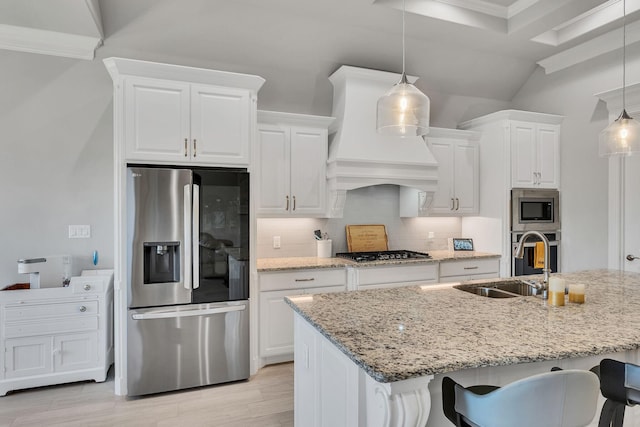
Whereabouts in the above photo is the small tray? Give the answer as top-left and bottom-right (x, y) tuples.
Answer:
(346, 225), (388, 252)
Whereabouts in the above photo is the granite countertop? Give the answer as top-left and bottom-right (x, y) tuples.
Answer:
(285, 269), (640, 383)
(257, 251), (499, 272)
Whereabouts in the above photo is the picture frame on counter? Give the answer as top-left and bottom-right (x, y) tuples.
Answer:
(448, 238), (474, 251)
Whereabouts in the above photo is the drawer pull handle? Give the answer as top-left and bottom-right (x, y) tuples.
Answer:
(295, 278), (315, 282)
(79, 306), (87, 312)
(83, 284), (91, 291)
(463, 266), (479, 270)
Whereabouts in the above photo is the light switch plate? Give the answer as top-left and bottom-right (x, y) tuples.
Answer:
(69, 225), (91, 238)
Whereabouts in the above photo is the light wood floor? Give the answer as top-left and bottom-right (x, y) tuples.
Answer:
(0, 363), (294, 427)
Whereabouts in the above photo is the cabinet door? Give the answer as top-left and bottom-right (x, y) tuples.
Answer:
(124, 78), (190, 162)
(4, 336), (52, 379)
(259, 289), (303, 358)
(428, 140), (455, 214)
(290, 127), (327, 216)
(511, 122), (537, 188)
(256, 124), (291, 215)
(453, 141), (479, 214)
(54, 332), (99, 372)
(259, 286), (344, 360)
(536, 125), (560, 188)
(191, 85), (250, 166)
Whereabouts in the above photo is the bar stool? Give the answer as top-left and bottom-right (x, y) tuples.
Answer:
(442, 369), (600, 427)
(597, 358), (640, 427)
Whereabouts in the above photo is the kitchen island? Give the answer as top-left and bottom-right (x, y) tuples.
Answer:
(285, 270), (640, 426)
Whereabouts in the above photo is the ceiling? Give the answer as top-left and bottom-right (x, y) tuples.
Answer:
(1, 0), (639, 107)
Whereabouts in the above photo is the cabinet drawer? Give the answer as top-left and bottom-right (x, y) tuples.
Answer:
(71, 278), (105, 294)
(5, 316), (99, 338)
(440, 258), (499, 278)
(357, 263), (438, 286)
(5, 300), (99, 322)
(260, 269), (346, 292)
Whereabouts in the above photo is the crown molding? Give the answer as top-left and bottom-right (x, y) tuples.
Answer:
(0, 24), (102, 60)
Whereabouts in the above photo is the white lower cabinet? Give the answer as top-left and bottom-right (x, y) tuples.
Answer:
(259, 268), (346, 364)
(0, 271), (113, 396)
(439, 258), (500, 282)
(355, 263), (438, 290)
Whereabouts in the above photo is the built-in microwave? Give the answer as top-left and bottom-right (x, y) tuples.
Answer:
(511, 188), (560, 232)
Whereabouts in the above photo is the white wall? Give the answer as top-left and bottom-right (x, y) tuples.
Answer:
(0, 50), (114, 286)
(511, 49), (640, 272)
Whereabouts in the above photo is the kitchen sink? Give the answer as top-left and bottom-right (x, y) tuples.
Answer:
(453, 280), (540, 298)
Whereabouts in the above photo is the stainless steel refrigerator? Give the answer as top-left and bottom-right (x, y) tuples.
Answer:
(126, 166), (250, 396)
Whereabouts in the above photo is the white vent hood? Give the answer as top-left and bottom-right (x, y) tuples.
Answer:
(326, 65), (438, 217)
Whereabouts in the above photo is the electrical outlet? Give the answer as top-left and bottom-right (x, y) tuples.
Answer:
(428, 231), (435, 239)
(69, 225), (91, 239)
(273, 236), (281, 249)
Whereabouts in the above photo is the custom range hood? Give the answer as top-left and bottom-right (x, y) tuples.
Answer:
(326, 65), (438, 217)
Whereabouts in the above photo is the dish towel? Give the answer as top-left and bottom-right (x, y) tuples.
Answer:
(534, 241), (545, 269)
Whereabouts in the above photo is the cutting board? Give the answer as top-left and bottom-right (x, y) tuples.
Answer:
(346, 225), (388, 252)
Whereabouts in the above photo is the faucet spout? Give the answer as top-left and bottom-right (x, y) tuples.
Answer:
(513, 230), (551, 296)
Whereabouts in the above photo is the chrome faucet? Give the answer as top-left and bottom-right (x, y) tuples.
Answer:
(514, 230), (551, 299)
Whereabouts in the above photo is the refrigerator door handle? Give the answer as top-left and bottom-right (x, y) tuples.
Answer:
(193, 183), (200, 289)
(131, 304), (246, 320)
(184, 184), (192, 290)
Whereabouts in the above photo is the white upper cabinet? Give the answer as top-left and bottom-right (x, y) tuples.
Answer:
(510, 121), (560, 189)
(256, 111), (334, 217)
(400, 128), (480, 217)
(105, 57), (264, 167)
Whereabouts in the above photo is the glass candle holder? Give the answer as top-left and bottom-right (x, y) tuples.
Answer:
(568, 283), (585, 304)
(548, 277), (565, 306)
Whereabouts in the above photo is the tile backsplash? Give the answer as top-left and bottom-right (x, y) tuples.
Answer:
(257, 185), (462, 258)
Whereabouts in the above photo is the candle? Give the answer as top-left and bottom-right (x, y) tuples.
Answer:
(548, 277), (565, 306)
(569, 283), (585, 304)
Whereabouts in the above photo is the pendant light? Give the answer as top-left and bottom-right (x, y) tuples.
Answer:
(599, 0), (640, 156)
(376, 0), (430, 137)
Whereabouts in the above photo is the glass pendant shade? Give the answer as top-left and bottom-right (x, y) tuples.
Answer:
(377, 74), (430, 137)
(599, 109), (640, 156)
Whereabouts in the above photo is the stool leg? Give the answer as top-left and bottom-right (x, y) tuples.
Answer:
(611, 405), (625, 427)
(598, 400), (618, 427)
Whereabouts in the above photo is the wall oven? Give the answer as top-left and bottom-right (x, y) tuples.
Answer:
(512, 232), (560, 276)
(511, 188), (560, 232)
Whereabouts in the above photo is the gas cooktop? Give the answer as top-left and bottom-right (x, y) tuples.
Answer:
(335, 250), (431, 263)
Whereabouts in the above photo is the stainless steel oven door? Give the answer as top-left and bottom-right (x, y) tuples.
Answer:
(512, 239), (560, 276)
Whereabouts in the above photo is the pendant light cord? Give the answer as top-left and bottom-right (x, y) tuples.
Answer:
(402, 0), (406, 76)
(623, 0), (627, 110)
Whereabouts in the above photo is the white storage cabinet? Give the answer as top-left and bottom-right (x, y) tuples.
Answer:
(256, 111), (335, 217)
(354, 263), (438, 290)
(104, 57), (264, 167)
(510, 121), (560, 189)
(259, 268), (346, 364)
(400, 128), (480, 217)
(0, 271), (114, 396)
(439, 258), (500, 283)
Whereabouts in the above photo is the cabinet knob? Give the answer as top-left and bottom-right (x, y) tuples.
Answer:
(455, 198), (460, 211)
(184, 138), (188, 157)
(83, 284), (91, 291)
(193, 139), (197, 158)
(293, 195), (296, 211)
(286, 195), (290, 211)
(79, 305), (87, 312)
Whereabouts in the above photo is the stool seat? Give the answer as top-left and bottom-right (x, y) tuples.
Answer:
(442, 369), (600, 427)
(597, 358), (640, 427)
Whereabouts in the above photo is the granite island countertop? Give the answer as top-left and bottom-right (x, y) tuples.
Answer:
(257, 251), (499, 272)
(285, 269), (640, 383)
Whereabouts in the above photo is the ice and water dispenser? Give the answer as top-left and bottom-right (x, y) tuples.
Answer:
(143, 242), (180, 284)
